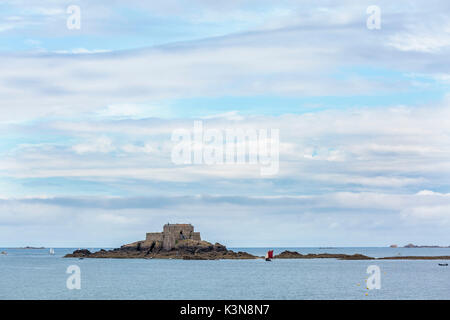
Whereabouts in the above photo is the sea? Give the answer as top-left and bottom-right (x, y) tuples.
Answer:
(1, 247), (450, 300)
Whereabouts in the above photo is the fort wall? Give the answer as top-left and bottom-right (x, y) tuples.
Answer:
(145, 224), (201, 250)
(146, 232), (163, 242)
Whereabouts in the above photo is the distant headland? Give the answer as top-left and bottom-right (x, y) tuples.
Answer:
(390, 243), (450, 248)
(403, 243), (450, 248)
(64, 223), (450, 261)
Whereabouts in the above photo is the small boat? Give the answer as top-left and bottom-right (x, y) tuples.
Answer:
(49, 248), (55, 255)
(0, 251), (7, 255)
(265, 250), (274, 261)
(438, 263), (448, 266)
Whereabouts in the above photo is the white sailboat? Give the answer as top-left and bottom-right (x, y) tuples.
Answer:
(49, 248), (55, 255)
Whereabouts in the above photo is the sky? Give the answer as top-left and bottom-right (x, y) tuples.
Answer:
(1, 0), (450, 247)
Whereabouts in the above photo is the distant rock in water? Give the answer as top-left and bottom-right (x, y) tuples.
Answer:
(404, 243), (450, 248)
(21, 246), (45, 249)
(274, 250), (374, 260)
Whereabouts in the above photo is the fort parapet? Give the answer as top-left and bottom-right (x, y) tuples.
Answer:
(146, 223), (201, 250)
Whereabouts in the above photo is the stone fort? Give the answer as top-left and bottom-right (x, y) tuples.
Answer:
(146, 223), (201, 250)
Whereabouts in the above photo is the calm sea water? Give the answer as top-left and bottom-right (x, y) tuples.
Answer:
(1, 247), (449, 299)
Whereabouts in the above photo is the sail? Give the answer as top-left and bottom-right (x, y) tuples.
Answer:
(268, 250), (273, 259)
(49, 248), (55, 255)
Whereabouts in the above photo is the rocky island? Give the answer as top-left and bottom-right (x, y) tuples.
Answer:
(64, 224), (450, 261)
(403, 243), (450, 248)
(273, 250), (374, 260)
(65, 223), (256, 260)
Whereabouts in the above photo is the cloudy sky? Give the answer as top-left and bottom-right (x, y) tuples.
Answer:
(1, 0), (450, 247)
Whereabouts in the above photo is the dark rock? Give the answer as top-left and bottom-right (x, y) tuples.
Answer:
(65, 249), (91, 258)
(213, 243), (227, 252)
(274, 250), (304, 259)
(64, 239), (258, 260)
(274, 250), (374, 260)
(182, 255), (208, 260)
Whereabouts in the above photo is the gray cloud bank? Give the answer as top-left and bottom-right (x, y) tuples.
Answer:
(1, 191), (450, 247)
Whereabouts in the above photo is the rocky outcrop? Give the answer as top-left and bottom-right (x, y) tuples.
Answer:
(379, 255), (450, 260)
(274, 250), (374, 260)
(273, 250), (450, 260)
(64, 239), (258, 260)
(273, 250), (304, 259)
(403, 243), (450, 248)
(70, 249), (92, 257)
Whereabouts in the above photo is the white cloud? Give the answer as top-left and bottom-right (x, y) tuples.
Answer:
(401, 206), (450, 223)
(387, 32), (450, 53)
(53, 48), (111, 54)
(1, 6), (450, 122)
(121, 143), (154, 154)
(72, 136), (115, 154)
(0, 24), (15, 32)
(2, 102), (449, 192)
(97, 104), (143, 117)
(31, 7), (64, 16)
(416, 190), (447, 196)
